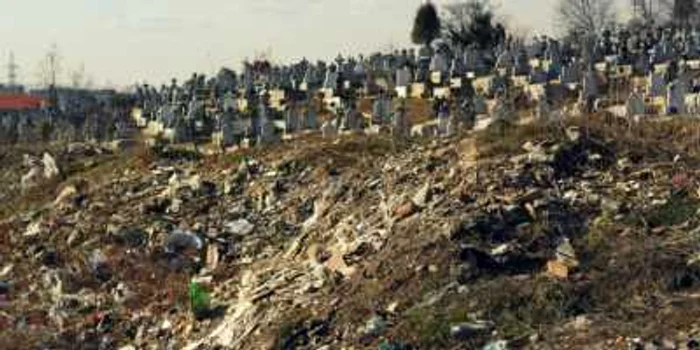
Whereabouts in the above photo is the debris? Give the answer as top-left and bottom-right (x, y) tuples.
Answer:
(363, 315), (386, 337)
(165, 230), (203, 253)
(225, 219), (255, 236)
(393, 200), (418, 219)
(412, 181), (432, 208)
(450, 320), (496, 339)
(482, 340), (509, 350)
(189, 281), (211, 319)
(42, 152), (60, 179)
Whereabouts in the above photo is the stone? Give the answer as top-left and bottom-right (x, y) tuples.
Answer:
(225, 219), (255, 236)
(393, 200), (418, 219)
(450, 321), (496, 339)
(42, 152), (60, 179)
(165, 230), (203, 253)
(626, 90), (645, 118)
(482, 340), (509, 350)
(363, 315), (386, 336)
(412, 181), (432, 208)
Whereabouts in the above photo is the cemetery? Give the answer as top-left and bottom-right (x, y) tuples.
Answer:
(8, 1), (700, 350)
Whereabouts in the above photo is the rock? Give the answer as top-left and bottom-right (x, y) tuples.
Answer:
(24, 220), (43, 237)
(482, 340), (509, 350)
(412, 181), (432, 208)
(53, 185), (79, 207)
(555, 237), (579, 268)
(0, 265), (12, 278)
(206, 244), (220, 271)
(112, 227), (148, 248)
(90, 249), (112, 282)
(450, 320), (495, 339)
(393, 200), (418, 220)
(566, 126), (581, 142)
(42, 153), (60, 179)
(601, 197), (621, 215)
(225, 219), (255, 236)
(363, 315), (386, 336)
(165, 230), (203, 253)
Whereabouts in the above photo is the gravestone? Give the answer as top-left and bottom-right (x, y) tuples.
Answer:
(667, 81), (686, 115)
(392, 99), (411, 138)
(396, 67), (412, 87)
(625, 89), (645, 118)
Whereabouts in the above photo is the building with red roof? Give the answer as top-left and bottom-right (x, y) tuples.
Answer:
(0, 94), (44, 111)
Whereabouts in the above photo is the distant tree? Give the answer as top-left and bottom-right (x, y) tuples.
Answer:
(411, 2), (442, 47)
(442, 0), (507, 52)
(556, 0), (615, 36)
(658, 0), (700, 28)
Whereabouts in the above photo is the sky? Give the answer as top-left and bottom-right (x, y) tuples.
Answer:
(0, 0), (630, 89)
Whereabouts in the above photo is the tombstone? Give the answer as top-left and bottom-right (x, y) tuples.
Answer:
(450, 58), (465, 79)
(392, 99), (411, 138)
(514, 50), (531, 76)
(535, 98), (551, 121)
(491, 93), (514, 123)
(667, 81), (686, 115)
(529, 66), (548, 84)
(212, 111), (237, 149)
(372, 94), (392, 125)
(257, 119), (279, 145)
(395, 67), (412, 88)
(581, 69), (598, 112)
(429, 51), (449, 74)
(495, 48), (513, 71)
(625, 89), (645, 118)
(323, 66), (339, 90)
(285, 104), (302, 135)
(321, 120), (337, 138)
(304, 106), (318, 130)
(437, 101), (450, 135)
(648, 72), (666, 97)
(340, 105), (363, 131)
(474, 93), (488, 115)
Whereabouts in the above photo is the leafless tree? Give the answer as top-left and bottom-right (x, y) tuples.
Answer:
(658, 0), (700, 28)
(555, 0), (615, 36)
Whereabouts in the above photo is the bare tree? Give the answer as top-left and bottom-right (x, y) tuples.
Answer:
(555, 0), (615, 36)
(658, 0), (699, 28)
(442, 0), (506, 52)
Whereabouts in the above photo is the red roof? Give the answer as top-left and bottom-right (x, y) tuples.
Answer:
(0, 94), (44, 111)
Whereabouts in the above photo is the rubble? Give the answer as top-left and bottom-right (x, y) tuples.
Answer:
(4, 117), (700, 349)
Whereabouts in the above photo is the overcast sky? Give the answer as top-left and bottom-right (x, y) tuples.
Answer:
(0, 0), (631, 89)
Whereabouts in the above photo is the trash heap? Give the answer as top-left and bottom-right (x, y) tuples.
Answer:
(4, 120), (700, 349)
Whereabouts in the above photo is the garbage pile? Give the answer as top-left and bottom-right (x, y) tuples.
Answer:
(3, 121), (700, 349)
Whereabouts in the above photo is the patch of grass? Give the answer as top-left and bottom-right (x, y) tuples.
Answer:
(644, 196), (700, 228)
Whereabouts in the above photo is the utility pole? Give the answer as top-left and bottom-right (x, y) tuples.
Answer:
(45, 43), (61, 114)
(7, 51), (18, 88)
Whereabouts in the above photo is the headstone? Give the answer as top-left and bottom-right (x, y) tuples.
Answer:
(667, 81), (686, 115)
(304, 107), (318, 130)
(395, 67), (412, 87)
(321, 120), (337, 138)
(437, 102), (450, 135)
(535, 98), (551, 121)
(474, 93), (488, 115)
(429, 52), (449, 73)
(648, 72), (666, 97)
(625, 90), (645, 118)
(491, 93), (513, 122)
(372, 95), (392, 125)
(392, 99), (411, 138)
